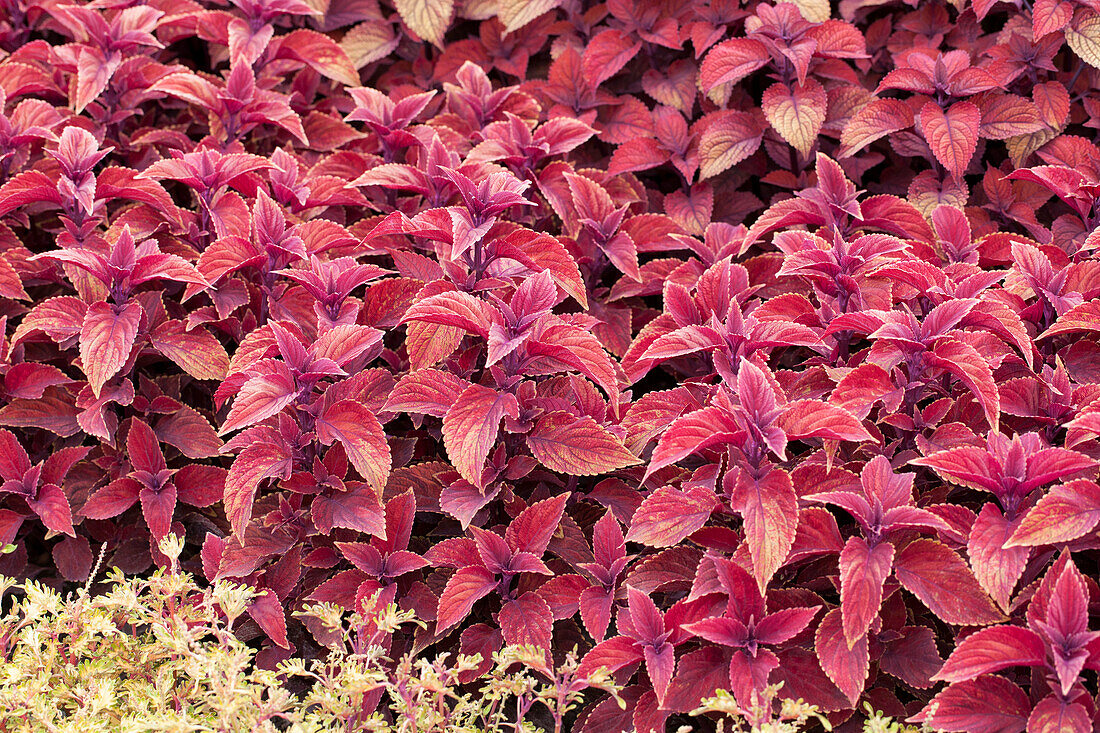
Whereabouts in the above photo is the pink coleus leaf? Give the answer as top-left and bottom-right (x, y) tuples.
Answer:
(0, 428), (30, 480)
(779, 400), (872, 443)
(312, 483), (386, 538)
(581, 29), (641, 87)
(219, 362), (299, 435)
(402, 291), (498, 339)
(80, 477), (140, 520)
(926, 337), (1000, 433)
(248, 591), (290, 649)
(698, 37), (770, 92)
(505, 494), (567, 557)
(644, 406), (739, 480)
(643, 641), (676, 707)
(139, 482), (176, 540)
(384, 368), (471, 418)
(223, 441), (293, 536)
(1026, 696), (1091, 733)
(27, 483), (75, 537)
(577, 635), (643, 680)
(150, 321), (230, 381)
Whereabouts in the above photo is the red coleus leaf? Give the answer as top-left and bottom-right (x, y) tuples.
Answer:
(967, 503), (1028, 611)
(911, 675), (1031, 733)
(526, 411), (640, 476)
(933, 625), (1046, 683)
(779, 400), (871, 443)
(224, 441), (293, 536)
(698, 110), (764, 179)
(976, 94), (1044, 139)
(699, 38), (770, 92)
(920, 101), (980, 181)
(385, 369), (471, 418)
(645, 406), (739, 479)
(1026, 696), (1092, 733)
(578, 634), (643, 680)
(150, 321), (229, 381)
(814, 608), (868, 709)
(925, 337), (1000, 433)
(506, 494), (567, 557)
(436, 566), (498, 634)
(880, 625), (943, 689)
(893, 539), (1005, 626)
(174, 465), (226, 508)
(839, 98), (915, 157)
(761, 79), (827, 157)
(626, 484), (718, 548)
(276, 29), (359, 87)
(80, 301), (142, 398)
(81, 478), (140, 520)
(582, 29), (641, 87)
(219, 362), (298, 436)
(140, 482), (176, 540)
(725, 466), (799, 591)
(312, 484), (386, 537)
(839, 536), (894, 647)
(248, 591), (290, 650)
(442, 385), (519, 489)
(0, 429), (30, 480)
(643, 641), (675, 707)
(402, 291), (498, 340)
(27, 483), (75, 537)
(498, 591), (553, 648)
(1006, 480), (1100, 547)
(315, 400), (391, 492)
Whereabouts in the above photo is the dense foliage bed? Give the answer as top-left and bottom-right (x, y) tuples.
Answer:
(0, 0), (1099, 730)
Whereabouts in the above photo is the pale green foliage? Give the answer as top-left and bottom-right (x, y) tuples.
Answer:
(693, 685), (832, 733)
(859, 702), (931, 733)
(0, 536), (619, 733)
(0, 536), (922, 733)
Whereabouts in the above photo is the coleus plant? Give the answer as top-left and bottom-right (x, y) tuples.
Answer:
(0, 0), (1099, 729)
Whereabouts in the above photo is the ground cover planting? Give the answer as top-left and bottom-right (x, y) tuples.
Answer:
(0, 0), (1099, 730)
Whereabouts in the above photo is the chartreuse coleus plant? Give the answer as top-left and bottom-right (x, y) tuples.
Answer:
(0, 0), (1097, 730)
